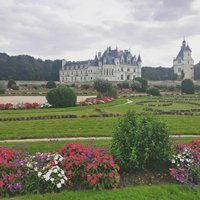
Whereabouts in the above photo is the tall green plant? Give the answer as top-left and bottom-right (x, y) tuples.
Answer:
(111, 111), (172, 171)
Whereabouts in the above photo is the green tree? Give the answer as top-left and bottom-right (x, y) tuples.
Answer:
(132, 77), (148, 92)
(181, 79), (195, 94)
(147, 87), (160, 96)
(94, 79), (112, 95)
(7, 79), (16, 88)
(46, 81), (56, 89)
(46, 85), (77, 107)
(0, 83), (6, 94)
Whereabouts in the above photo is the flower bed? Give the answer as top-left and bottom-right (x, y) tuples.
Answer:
(0, 140), (199, 197)
(0, 143), (120, 197)
(78, 96), (114, 106)
(170, 140), (200, 188)
(0, 102), (51, 110)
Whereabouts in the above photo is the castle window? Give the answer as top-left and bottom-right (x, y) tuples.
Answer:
(127, 68), (130, 72)
(121, 67), (123, 72)
(121, 75), (123, 80)
(134, 69), (136, 73)
(106, 69), (108, 75)
(127, 75), (130, 80)
(178, 68), (181, 72)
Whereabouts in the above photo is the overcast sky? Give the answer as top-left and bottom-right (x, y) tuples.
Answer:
(0, 0), (200, 67)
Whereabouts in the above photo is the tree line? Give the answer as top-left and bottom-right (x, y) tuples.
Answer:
(0, 52), (200, 81)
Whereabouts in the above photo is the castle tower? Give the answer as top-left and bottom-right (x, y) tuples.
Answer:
(173, 39), (194, 80)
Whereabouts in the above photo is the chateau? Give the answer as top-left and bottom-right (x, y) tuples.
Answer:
(59, 46), (142, 83)
(173, 39), (194, 80)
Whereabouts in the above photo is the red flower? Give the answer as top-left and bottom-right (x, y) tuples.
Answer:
(109, 172), (114, 178)
(0, 180), (4, 187)
(67, 170), (72, 176)
(87, 175), (91, 181)
(97, 173), (102, 178)
(93, 164), (97, 169)
(91, 179), (97, 185)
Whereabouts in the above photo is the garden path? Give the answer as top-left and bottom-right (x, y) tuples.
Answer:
(0, 135), (199, 143)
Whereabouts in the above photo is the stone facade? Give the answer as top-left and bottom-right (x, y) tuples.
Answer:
(173, 39), (194, 80)
(59, 46), (142, 83)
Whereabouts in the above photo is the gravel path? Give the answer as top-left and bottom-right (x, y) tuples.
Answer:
(0, 135), (199, 143)
(0, 96), (95, 105)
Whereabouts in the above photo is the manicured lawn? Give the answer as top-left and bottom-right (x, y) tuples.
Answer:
(2, 137), (199, 155)
(0, 115), (200, 140)
(3, 184), (200, 200)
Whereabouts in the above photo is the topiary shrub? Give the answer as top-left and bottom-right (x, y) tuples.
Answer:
(94, 79), (112, 94)
(46, 85), (77, 108)
(46, 81), (57, 89)
(7, 80), (16, 88)
(147, 87), (160, 96)
(111, 111), (172, 171)
(81, 84), (90, 90)
(181, 79), (195, 94)
(132, 77), (148, 92)
(11, 84), (19, 90)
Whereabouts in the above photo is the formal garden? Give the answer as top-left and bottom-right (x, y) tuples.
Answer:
(0, 79), (200, 199)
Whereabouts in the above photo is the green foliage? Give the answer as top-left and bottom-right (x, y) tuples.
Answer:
(46, 81), (56, 89)
(111, 111), (172, 171)
(0, 83), (6, 94)
(181, 79), (195, 94)
(7, 79), (16, 88)
(132, 77), (148, 92)
(142, 67), (177, 80)
(0, 53), (61, 81)
(168, 86), (176, 92)
(81, 84), (91, 89)
(117, 81), (130, 89)
(94, 79), (113, 95)
(147, 87), (160, 96)
(11, 84), (19, 90)
(194, 62), (200, 80)
(46, 85), (77, 108)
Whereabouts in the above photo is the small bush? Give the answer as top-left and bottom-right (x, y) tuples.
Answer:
(11, 84), (19, 90)
(0, 83), (6, 94)
(111, 111), (172, 171)
(94, 79), (112, 95)
(81, 84), (90, 90)
(181, 79), (195, 94)
(147, 87), (160, 96)
(132, 77), (148, 92)
(46, 81), (56, 89)
(118, 81), (130, 89)
(46, 85), (77, 108)
(104, 88), (117, 98)
(7, 80), (16, 88)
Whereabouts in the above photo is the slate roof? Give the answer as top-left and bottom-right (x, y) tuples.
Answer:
(175, 40), (192, 60)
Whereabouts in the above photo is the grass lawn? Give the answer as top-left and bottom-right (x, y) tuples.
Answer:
(0, 115), (200, 140)
(3, 184), (200, 200)
(2, 137), (199, 155)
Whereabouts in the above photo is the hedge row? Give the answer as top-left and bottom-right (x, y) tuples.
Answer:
(0, 113), (121, 121)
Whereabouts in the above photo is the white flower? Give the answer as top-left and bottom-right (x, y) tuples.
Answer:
(59, 157), (63, 162)
(60, 179), (65, 184)
(34, 167), (38, 172)
(45, 176), (50, 181)
(38, 172), (42, 177)
(54, 161), (58, 165)
(58, 174), (62, 177)
(53, 168), (58, 173)
(57, 183), (62, 188)
(180, 158), (184, 162)
(64, 176), (68, 181)
(61, 170), (65, 175)
(172, 159), (175, 164)
(50, 178), (55, 183)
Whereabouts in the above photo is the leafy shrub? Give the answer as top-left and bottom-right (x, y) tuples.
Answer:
(11, 84), (19, 90)
(46, 85), (77, 108)
(46, 81), (56, 89)
(0, 83), (6, 94)
(7, 80), (16, 88)
(31, 84), (40, 90)
(147, 87), (160, 96)
(132, 77), (148, 92)
(94, 79), (112, 95)
(81, 84), (90, 90)
(111, 111), (172, 171)
(168, 86), (176, 92)
(181, 79), (195, 94)
(118, 81), (130, 89)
